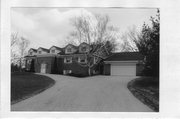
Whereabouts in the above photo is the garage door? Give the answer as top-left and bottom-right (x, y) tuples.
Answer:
(111, 64), (136, 76)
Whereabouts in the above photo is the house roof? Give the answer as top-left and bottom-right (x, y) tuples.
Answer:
(29, 48), (37, 52)
(104, 52), (144, 61)
(64, 44), (78, 49)
(49, 45), (62, 50)
(38, 47), (49, 52)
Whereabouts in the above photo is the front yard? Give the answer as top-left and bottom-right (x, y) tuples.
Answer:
(11, 72), (55, 104)
(127, 77), (159, 112)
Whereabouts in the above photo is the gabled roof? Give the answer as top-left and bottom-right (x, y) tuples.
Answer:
(65, 44), (78, 49)
(104, 52), (144, 61)
(79, 42), (89, 46)
(49, 45), (62, 50)
(37, 47), (49, 52)
(29, 48), (37, 52)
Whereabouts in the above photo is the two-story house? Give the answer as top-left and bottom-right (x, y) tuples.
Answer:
(25, 42), (97, 76)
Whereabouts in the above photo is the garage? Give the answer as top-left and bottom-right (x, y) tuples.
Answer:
(103, 52), (144, 76)
(111, 63), (136, 76)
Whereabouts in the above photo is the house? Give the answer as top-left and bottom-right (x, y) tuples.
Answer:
(25, 43), (144, 76)
(103, 52), (144, 76)
(25, 43), (99, 76)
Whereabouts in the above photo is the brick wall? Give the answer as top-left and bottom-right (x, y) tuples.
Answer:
(35, 56), (55, 73)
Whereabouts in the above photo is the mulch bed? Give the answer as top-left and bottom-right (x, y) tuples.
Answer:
(127, 77), (159, 112)
(11, 72), (55, 104)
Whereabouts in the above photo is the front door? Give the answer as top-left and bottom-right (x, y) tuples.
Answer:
(41, 63), (47, 73)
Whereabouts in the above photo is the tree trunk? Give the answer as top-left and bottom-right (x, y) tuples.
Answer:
(88, 67), (91, 76)
(19, 58), (22, 72)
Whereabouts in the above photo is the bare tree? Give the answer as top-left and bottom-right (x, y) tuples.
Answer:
(120, 26), (140, 52)
(11, 32), (30, 71)
(11, 32), (19, 64)
(18, 37), (30, 71)
(67, 13), (119, 76)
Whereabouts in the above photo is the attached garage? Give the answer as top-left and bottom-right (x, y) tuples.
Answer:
(104, 52), (144, 76)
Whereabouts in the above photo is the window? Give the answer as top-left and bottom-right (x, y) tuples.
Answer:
(67, 48), (72, 52)
(81, 47), (86, 52)
(63, 70), (72, 75)
(78, 56), (86, 63)
(30, 52), (33, 55)
(38, 51), (42, 54)
(51, 50), (55, 53)
(64, 57), (72, 63)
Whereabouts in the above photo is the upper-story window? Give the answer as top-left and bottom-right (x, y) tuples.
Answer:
(51, 50), (55, 53)
(78, 56), (86, 63)
(81, 47), (86, 52)
(67, 48), (72, 52)
(38, 51), (42, 54)
(30, 52), (33, 55)
(64, 57), (72, 63)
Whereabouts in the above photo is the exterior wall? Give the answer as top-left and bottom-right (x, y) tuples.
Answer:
(35, 56), (55, 74)
(57, 57), (64, 74)
(62, 56), (89, 76)
(103, 64), (111, 75)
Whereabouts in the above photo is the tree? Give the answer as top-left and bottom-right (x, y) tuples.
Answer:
(11, 32), (30, 72)
(120, 26), (139, 52)
(135, 10), (160, 77)
(18, 37), (30, 71)
(67, 13), (118, 76)
(11, 32), (19, 64)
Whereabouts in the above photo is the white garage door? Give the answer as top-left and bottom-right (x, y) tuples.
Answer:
(111, 64), (136, 76)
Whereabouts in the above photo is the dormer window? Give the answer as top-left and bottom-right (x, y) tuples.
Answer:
(51, 50), (55, 53)
(30, 52), (33, 55)
(67, 48), (72, 52)
(81, 47), (86, 52)
(38, 51), (42, 54)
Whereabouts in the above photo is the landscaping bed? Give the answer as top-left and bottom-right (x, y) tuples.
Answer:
(127, 77), (159, 112)
(11, 72), (55, 104)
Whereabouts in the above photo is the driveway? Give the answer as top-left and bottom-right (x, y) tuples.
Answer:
(11, 74), (153, 112)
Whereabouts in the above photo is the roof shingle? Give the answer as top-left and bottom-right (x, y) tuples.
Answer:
(104, 52), (144, 61)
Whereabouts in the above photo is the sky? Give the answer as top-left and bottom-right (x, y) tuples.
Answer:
(11, 8), (157, 50)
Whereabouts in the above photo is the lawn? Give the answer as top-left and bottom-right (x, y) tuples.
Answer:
(11, 72), (55, 104)
(127, 77), (159, 112)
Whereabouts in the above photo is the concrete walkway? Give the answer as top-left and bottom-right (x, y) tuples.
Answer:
(11, 74), (153, 112)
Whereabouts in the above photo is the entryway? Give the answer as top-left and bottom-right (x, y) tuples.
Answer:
(40, 63), (47, 73)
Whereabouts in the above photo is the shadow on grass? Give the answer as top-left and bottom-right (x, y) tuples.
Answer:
(11, 72), (55, 105)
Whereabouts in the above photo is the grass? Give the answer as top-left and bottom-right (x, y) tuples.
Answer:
(127, 77), (159, 112)
(11, 72), (55, 104)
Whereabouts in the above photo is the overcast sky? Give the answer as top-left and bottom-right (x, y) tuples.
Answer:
(11, 8), (157, 49)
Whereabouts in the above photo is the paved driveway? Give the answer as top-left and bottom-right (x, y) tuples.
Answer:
(11, 74), (153, 112)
